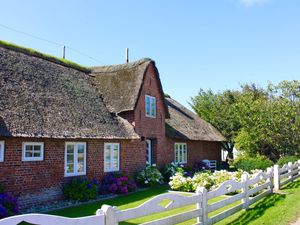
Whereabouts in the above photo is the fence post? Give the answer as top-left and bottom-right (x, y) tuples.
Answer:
(298, 160), (300, 176)
(101, 204), (118, 225)
(274, 164), (280, 191)
(197, 187), (208, 225)
(241, 173), (249, 210)
(267, 167), (273, 193)
(288, 162), (293, 182)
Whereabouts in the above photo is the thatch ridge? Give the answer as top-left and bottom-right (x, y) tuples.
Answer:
(0, 46), (138, 139)
(165, 97), (225, 141)
(0, 40), (90, 73)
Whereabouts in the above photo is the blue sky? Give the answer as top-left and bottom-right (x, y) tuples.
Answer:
(0, 0), (299, 109)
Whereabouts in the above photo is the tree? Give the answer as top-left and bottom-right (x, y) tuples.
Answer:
(190, 81), (300, 160)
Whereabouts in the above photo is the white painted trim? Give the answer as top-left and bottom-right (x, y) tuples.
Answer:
(64, 142), (87, 177)
(174, 143), (187, 164)
(104, 143), (120, 172)
(145, 95), (156, 118)
(22, 142), (44, 161)
(0, 141), (4, 162)
(146, 139), (152, 165)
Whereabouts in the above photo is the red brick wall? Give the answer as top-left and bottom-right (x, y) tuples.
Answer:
(132, 63), (167, 168)
(164, 138), (222, 168)
(0, 137), (145, 209)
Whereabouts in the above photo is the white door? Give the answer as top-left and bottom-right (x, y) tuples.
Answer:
(146, 139), (152, 165)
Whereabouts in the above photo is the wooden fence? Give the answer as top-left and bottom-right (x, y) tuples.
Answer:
(1, 160), (299, 225)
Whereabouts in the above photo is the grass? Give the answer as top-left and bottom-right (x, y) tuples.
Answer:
(0, 40), (90, 72)
(50, 178), (300, 224)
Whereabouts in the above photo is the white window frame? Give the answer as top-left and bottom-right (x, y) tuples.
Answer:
(64, 142), (87, 177)
(174, 143), (187, 164)
(104, 143), (120, 172)
(145, 95), (156, 118)
(22, 142), (44, 161)
(0, 141), (4, 162)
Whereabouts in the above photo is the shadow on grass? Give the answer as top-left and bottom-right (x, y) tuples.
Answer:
(282, 178), (300, 190)
(227, 193), (286, 225)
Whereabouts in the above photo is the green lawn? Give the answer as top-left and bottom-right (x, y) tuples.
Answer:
(50, 178), (300, 224)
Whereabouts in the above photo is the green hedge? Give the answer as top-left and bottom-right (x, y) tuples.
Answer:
(233, 156), (273, 172)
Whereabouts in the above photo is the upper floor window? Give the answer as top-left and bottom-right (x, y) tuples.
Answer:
(175, 143), (187, 164)
(22, 142), (44, 161)
(65, 142), (86, 177)
(0, 141), (4, 162)
(104, 143), (120, 172)
(145, 95), (156, 118)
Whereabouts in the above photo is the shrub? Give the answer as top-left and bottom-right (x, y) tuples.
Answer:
(194, 160), (211, 173)
(0, 193), (19, 219)
(136, 165), (164, 186)
(233, 156), (273, 172)
(99, 172), (137, 195)
(277, 155), (299, 166)
(163, 163), (184, 181)
(63, 178), (97, 201)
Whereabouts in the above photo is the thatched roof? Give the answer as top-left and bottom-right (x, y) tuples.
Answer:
(165, 97), (225, 142)
(91, 59), (169, 117)
(0, 46), (139, 139)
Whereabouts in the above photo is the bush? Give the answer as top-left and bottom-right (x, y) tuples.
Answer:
(194, 160), (211, 173)
(163, 163), (184, 181)
(63, 178), (97, 201)
(0, 193), (19, 219)
(99, 172), (137, 195)
(233, 156), (273, 172)
(136, 165), (164, 186)
(277, 155), (299, 166)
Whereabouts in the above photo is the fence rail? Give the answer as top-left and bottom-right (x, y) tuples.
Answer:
(1, 160), (299, 225)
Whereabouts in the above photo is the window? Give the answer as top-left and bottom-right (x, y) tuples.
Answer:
(0, 141), (4, 162)
(145, 95), (156, 118)
(104, 143), (120, 172)
(65, 142), (86, 177)
(22, 142), (44, 161)
(175, 143), (187, 164)
(146, 139), (152, 165)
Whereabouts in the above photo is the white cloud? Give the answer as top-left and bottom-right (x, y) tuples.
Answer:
(240, 0), (269, 7)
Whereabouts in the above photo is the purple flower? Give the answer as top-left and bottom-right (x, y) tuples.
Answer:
(0, 205), (8, 219)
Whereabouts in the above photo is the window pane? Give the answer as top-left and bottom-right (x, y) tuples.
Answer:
(146, 97), (150, 115)
(33, 152), (41, 157)
(34, 145), (41, 151)
(105, 161), (111, 171)
(67, 144), (74, 154)
(67, 154), (74, 163)
(78, 153), (84, 162)
(25, 151), (33, 157)
(112, 159), (118, 170)
(78, 144), (84, 154)
(26, 145), (33, 151)
(67, 164), (74, 173)
(77, 162), (84, 173)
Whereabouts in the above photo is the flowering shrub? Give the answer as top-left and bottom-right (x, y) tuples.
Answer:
(136, 165), (164, 186)
(0, 193), (19, 219)
(99, 173), (137, 195)
(194, 160), (211, 173)
(169, 172), (214, 192)
(63, 178), (97, 201)
(163, 162), (184, 181)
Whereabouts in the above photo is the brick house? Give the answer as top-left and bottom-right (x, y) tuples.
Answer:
(0, 43), (224, 209)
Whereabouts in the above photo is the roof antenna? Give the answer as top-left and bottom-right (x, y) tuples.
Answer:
(125, 48), (129, 63)
(62, 45), (66, 59)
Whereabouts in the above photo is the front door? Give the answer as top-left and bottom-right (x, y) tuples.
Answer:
(146, 139), (152, 165)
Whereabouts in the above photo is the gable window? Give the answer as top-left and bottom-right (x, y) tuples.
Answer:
(175, 143), (187, 164)
(22, 142), (44, 161)
(0, 141), (4, 162)
(145, 95), (156, 118)
(104, 143), (120, 172)
(65, 142), (86, 177)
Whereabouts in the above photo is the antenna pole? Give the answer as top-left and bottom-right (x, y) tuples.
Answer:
(126, 48), (129, 63)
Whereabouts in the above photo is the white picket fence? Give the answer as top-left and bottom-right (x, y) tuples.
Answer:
(1, 160), (299, 225)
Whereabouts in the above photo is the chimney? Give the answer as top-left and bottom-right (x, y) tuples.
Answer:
(125, 48), (129, 63)
(62, 45), (66, 59)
